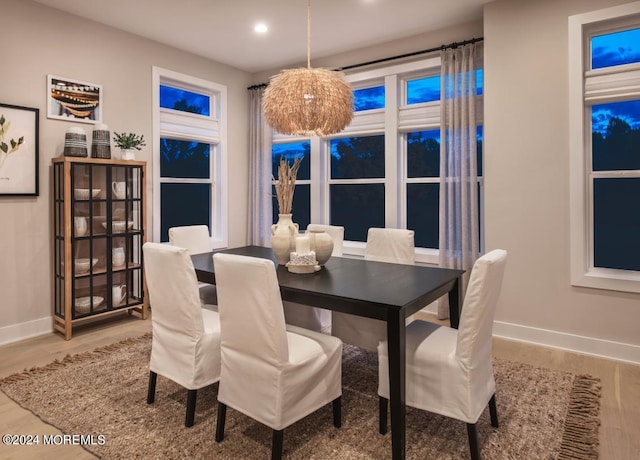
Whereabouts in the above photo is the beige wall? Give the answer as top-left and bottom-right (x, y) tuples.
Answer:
(252, 21), (484, 84)
(484, 0), (640, 356)
(0, 0), (251, 337)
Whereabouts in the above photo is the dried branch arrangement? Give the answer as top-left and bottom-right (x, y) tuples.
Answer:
(273, 156), (303, 215)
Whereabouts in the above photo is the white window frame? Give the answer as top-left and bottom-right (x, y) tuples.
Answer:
(335, 59), (444, 263)
(151, 66), (228, 248)
(271, 56), (483, 265)
(569, 1), (640, 292)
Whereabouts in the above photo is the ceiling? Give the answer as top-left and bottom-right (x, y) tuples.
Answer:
(32, 0), (491, 73)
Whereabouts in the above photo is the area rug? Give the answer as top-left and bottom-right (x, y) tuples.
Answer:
(0, 334), (601, 459)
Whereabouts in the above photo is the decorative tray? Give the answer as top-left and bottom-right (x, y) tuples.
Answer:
(285, 262), (321, 274)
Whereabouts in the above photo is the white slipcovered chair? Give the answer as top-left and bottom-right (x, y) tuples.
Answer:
(331, 228), (415, 351)
(283, 224), (344, 332)
(168, 225), (218, 307)
(378, 249), (507, 460)
(213, 253), (343, 460)
(142, 242), (221, 427)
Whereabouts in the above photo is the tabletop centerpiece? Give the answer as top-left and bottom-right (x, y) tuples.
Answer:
(287, 233), (321, 274)
(271, 156), (309, 267)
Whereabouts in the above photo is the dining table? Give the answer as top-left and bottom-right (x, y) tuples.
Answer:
(191, 245), (464, 460)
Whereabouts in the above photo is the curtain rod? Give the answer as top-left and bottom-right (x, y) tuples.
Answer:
(247, 36), (483, 90)
(336, 36), (483, 71)
(248, 82), (268, 90)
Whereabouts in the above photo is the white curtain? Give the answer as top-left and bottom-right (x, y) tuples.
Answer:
(438, 43), (481, 319)
(248, 86), (273, 246)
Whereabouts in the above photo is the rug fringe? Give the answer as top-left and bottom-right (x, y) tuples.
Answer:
(0, 333), (152, 385)
(558, 374), (602, 460)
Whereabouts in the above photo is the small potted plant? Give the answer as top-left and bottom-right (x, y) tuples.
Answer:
(113, 132), (146, 160)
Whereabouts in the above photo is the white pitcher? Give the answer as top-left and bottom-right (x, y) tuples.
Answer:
(112, 285), (127, 304)
(112, 181), (126, 199)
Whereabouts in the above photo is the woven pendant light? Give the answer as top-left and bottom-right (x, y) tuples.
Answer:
(263, 0), (353, 136)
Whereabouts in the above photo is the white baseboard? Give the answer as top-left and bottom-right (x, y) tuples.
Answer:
(2, 315), (638, 365)
(0, 316), (53, 347)
(493, 320), (640, 365)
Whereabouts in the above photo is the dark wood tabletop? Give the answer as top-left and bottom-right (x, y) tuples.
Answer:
(191, 245), (464, 322)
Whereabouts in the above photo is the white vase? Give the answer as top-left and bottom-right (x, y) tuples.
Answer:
(121, 149), (136, 160)
(74, 216), (87, 236)
(308, 229), (334, 265)
(271, 214), (299, 265)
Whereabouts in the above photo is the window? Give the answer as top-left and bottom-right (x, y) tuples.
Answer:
(407, 76), (440, 105)
(272, 141), (310, 230)
(406, 70), (483, 105)
(406, 130), (440, 248)
(353, 85), (385, 111)
(591, 99), (640, 272)
(159, 85), (211, 116)
(404, 126), (483, 249)
(152, 67), (227, 246)
(270, 56), (483, 262)
(330, 135), (386, 242)
(591, 27), (640, 69)
(569, 4), (640, 292)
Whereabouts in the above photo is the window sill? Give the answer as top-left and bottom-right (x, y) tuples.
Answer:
(571, 267), (640, 293)
(341, 242), (439, 266)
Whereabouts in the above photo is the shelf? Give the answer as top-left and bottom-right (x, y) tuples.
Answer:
(112, 263), (142, 272)
(72, 264), (141, 278)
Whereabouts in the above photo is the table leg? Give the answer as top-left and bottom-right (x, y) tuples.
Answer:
(448, 277), (462, 329)
(386, 310), (406, 460)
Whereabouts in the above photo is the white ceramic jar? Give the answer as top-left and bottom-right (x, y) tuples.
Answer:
(308, 229), (334, 265)
(74, 216), (87, 236)
(271, 214), (299, 265)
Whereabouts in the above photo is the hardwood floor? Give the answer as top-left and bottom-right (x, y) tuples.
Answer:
(491, 336), (640, 460)
(0, 314), (150, 460)
(0, 312), (638, 459)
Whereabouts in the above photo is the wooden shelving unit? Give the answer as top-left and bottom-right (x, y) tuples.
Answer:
(52, 157), (148, 339)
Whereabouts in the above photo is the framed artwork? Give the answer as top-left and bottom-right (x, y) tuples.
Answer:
(47, 75), (102, 124)
(0, 103), (39, 196)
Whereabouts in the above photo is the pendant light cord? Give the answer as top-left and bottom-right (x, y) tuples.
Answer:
(307, 0), (311, 69)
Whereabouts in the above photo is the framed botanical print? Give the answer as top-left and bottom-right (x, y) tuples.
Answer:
(0, 103), (39, 196)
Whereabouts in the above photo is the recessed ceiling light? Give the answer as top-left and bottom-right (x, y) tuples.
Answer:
(254, 23), (268, 34)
